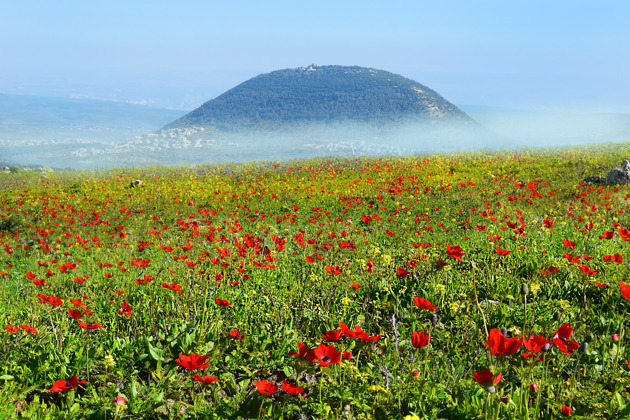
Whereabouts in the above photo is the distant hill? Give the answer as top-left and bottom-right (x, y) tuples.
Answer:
(0, 93), (185, 141)
(164, 65), (474, 130)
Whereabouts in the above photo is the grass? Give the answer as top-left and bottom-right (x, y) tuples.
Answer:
(0, 143), (630, 419)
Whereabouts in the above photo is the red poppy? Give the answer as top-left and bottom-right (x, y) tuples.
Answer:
(321, 329), (343, 342)
(594, 281), (609, 287)
(620, 281), (630, 300)
(70, 299), (85, 307)
(115, 289), (124, 295)
(20, 324), (37, 334)
(47, 296), (63, 306)
(175, 353), (210, 370)
(578, 264), (597, 275)
(78, 321), (104, 330)
(553, 324), (579, 355)
(524, 335), (552, 353)
(33, 278), (45, 286)
(161, 281), (182, 293)
(230, 329), (244, 340)
(255, 380), (278, 396)
(194, 375), (219, 384)
(411, 330), (431, 349)
(599, 231), (614, 240)
(325, 265), (343, 275)
(446, 244), (465, 262)
(396, 267), (409, 278)
(495, 248), (511, 256)
(312, 343), (341, 367)
(288, 342), (317, 363)
(473, 369), (502, 387)
(618, 228), (630, 241)
(413, 297), (437, 310)
(343, 351), (352, 360)
(49, 374), (86, 393)
(340, 322), (381, 342)
(484, 328), (522, 357)
(351, 282), (360, 289)
(561, 405), (572, 416)
(5, 324), (19, 333)
(119, 301), (132, 317)
(68, 308), (83, 320)
(367, 260), (375, 273)
(562, 239), (576, 250)
(543, 219), (553, 228)
(281, 380), (304, 396)
(215, 298), (231, 307)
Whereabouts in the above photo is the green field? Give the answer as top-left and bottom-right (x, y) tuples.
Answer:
(1, 143), (630, 419)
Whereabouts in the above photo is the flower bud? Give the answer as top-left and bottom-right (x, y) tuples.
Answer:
(553, 311), (562, 322)
(520, 283), (529, 296)
(542, 343), (551, 353)
(580, 342), (589, 353)
(113, 396), (126, 405)
(412, 369), (419, 377)
(501, 327), (508, 337)
(529, 383), (539, 393)
(487, 386), (496, 394)
(612, 333), (619, 342)
(430, 314), (438, 327)
(500, 396), (509, 404)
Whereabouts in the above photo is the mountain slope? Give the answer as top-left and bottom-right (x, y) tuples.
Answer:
(164, 65), (474, 130)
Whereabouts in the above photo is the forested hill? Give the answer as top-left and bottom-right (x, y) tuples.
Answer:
(163, 65), (474, 130)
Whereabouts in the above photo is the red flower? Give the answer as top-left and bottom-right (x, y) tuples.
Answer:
(543, 219), (554, 228)
(553, 324), (579, 355)
(599, 231), (614, 240)
(524, 335), (552, 353)
(562, 239), (576, 250)
(620, 281), (630, 300)
(367, 260), (375, 273)
(194, 375), (219, 384)
(325, 265), (343, 275)
(312, 343), (341, 367)
(47, 296), (63, 306)
(396, 267), (409, 278)
(119, 301), (132, 317)
(495, 248), (511, 256)
(68, 308), (84, 320)
(446, 244), (465, 262)
(340, 322), (381, 342)
(484, 328), (522, 357)
(78, 321), (104, 330)
(175, 353), (209, 370)
(70, 299), (85, 307)
(288, 342), (317, 363)
(321, 329), (343, 342)
(5, 324), (19, 333)
(578, 264), (597, 275)
(229, 329), (244, 340)
(561, 405), (572, 416)
(161, 281), (181, 293)
(343, 351), (352, 360)
(618, 228), (630, 241)
(255, 380), (278, 396)
(411, 330), (431, 349)
(351, 282), (360, 289)
(473, 369), (502, 387)
(281, 380), (304, 396)
(20, 324), (37, 334)
(49, 374), (86, 393)
(413, 296), (437, 310)
(215, 298), (232, 307)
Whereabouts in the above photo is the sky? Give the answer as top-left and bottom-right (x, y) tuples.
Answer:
(1, 0), (629, 111)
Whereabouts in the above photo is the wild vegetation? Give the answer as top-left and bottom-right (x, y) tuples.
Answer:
(1, 143), (630, 419)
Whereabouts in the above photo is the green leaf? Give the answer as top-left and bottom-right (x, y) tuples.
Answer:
(149, 347), (164, 362)
(616, 392), (627, 409)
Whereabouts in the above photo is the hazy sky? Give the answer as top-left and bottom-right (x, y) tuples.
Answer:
(1, 1), (628, 111)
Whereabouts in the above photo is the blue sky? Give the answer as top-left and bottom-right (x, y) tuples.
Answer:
(1, 0), (628, 111)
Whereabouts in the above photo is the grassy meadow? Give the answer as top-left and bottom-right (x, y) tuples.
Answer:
(1, 143), (630, 419)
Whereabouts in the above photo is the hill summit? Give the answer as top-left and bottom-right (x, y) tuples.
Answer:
(164, 65), (473, 130)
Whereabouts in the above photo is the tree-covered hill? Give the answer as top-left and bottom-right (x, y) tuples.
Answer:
(163, 65), (474, 130)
